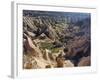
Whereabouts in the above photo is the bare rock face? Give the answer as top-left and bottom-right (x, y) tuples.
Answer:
(24, 35), (42, 57)
(23, 35), (50, 69)
(23, 54), (50, 69)
(56, 58), (64, 67)
(27, 31), (36, 38)
(23, 16), (37, 31)
(23, 58), (41, 69)
(23, 11), (91, 69)
(24, 62), (33, 69)
(78, 56), (90, 66)
(64, 60), (74, 67)
(48, 53), (56, 61)
(43, 49), (51, 61)
(64, 36), (90, 58)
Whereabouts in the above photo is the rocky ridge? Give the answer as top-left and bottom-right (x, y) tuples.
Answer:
(23, 10), (91, 69)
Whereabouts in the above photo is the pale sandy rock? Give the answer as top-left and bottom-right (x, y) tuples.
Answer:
(27, 31), (36, 37)
(43, 49), (51, 61)
(64, 60), (74, 67)
(25, 35), (42, 57)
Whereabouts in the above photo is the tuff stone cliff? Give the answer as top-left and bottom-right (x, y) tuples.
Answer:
(23, 10), (91, 69)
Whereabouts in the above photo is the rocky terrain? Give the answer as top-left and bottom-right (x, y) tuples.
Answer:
(23, 10), (91, 69)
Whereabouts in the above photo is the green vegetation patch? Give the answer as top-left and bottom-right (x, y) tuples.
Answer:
(40, 42), (62, 53)
(51, 48), (61, 53)
(40, 42), (54, 50)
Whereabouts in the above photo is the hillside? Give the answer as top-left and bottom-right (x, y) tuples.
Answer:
(23, 10), (91, 69)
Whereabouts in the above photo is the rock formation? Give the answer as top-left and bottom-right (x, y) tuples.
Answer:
(78, 56), (90, 66)
(23, 10), (91, 69)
